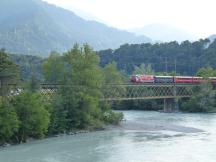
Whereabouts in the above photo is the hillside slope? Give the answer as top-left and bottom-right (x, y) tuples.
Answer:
(0, 0), (151, 56)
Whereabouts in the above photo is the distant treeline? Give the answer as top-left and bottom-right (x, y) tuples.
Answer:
(9, 39), (216, 81)
(99, 39), (216, 75)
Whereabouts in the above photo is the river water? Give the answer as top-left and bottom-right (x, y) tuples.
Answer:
(1, 111), (216, 162)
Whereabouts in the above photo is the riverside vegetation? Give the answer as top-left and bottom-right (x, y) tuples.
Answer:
(1, 43), (216, 146)
(0, 45), (123, 146)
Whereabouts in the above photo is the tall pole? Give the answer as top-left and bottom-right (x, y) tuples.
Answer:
(174, 59), (177, 75)
(165, 57), (168, 73)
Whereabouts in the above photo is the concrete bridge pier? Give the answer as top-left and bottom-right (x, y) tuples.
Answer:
(163, 98), (179, 113)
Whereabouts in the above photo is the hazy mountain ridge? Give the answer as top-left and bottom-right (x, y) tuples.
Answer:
(130, 24), (197, 42)
(0, 0), (151, 56)
(208, 34), (216, 42)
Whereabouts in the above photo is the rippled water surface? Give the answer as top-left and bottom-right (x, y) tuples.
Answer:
(1, 111), (216, 162)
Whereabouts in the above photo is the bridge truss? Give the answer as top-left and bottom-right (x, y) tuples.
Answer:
(101, 84), (197, 101)
(40, 83), (198, 101)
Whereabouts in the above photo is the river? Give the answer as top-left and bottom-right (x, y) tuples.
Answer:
(0, 111), (216, 162)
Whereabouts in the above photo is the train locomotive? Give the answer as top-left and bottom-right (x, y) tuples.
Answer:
(130, 75), (216, 84)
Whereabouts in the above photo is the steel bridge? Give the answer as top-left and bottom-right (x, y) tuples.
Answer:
(40, 83), (198, 112)
(101, 83), (195, 100)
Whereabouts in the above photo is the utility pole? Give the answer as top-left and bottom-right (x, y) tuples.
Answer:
(174, 59), (177, 75)
(165, 57), (168, 73)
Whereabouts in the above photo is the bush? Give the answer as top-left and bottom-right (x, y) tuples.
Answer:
(103, 111), (123, 125)
(0, 98), (19, 145)
(180, 83), (216, 113)
(12, 92), (50, 143)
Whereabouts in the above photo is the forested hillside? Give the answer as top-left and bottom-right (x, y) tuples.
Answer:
(99, 39), (216, 75)
(0, 0), (151, 56)
(9, 54), (44, 80)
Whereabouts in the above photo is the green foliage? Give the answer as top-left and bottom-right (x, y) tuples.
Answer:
(102, 62), (126, 100)
(46, 44), (125, 133)
(10, 54), (43, 81)
(27, 74), (40, 92)
(0, 49), (19, 78)
(99, 39), (213, 75)
(103, 111), (123, 125)
(197, 66), (216, 78)
(133, 63), (154, 75)
(181, 83), (216, 112)
(12, 92), (50, 143)
(0, 98), (19, 145)
(0, 49), (19, 96)
(43, 52), (65, 83)
(47, 44), (105, 132)
(103, 62), (124, 84)
(0, 44), (125, 144)
(48, 94), (68, 134)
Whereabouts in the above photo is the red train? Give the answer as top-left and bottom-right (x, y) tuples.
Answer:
(131, 75), (216, 84)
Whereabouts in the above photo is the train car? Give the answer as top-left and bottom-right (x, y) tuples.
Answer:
(131, 75), (140, 83)
(192, 77), (204, 83)
(130, 75), (154, 83)
(154, 76), (174, 83)
(175, 76), (193, 83)
(131, 75), (154, 83)
(139, 75), (154, 83)
(209, 77), (216, 84)
(131, 75), (216, 84)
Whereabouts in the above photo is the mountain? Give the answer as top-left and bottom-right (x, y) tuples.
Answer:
(129, 24), (197, 43)
(0, 0), (151, 56)
(208, 34), (216, 42)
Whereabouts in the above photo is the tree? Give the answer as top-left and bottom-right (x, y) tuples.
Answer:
(48, 44), (104, 131)
(28, 74), (40, 93)
(197, 66), (216, 78)
(44, 44), (123, 133)
(0, 49), (19, 96)
(103, 62), (124, 84)
(133, 63), (154, 75)
(102, 62), (125, 106)
(0, 98), (19, 145)
(181, 82), (216, 112)
(13, 92), (50, 143)
(43, 51), (65, 83)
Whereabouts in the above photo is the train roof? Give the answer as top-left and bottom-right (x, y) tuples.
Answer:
(174, 76), (193, 78)
(155, 76), (173, 78)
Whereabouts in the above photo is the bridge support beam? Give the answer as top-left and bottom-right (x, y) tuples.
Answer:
(163, 98), (179, 113)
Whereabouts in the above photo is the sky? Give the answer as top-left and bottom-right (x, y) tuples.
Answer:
(43, 0), (216, 38)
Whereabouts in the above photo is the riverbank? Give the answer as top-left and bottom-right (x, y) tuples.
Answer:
(0, 111), (205, 148)
(0, 129), (102, 148)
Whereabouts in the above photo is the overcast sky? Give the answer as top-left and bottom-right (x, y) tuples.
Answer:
(44, 0), (216, 38)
